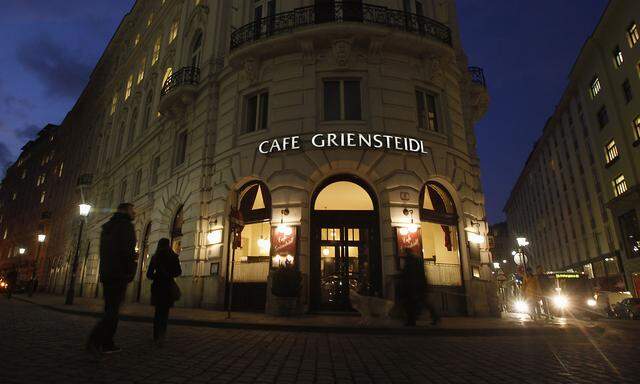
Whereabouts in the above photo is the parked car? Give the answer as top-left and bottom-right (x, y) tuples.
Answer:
(593, 291), (633, 318)
(613, 298), (640, 320)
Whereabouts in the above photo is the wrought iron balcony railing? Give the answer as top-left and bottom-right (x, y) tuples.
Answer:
(230, 2), (452, 51)
(161, 66), (200, 97)
(468, 66), (486, 88)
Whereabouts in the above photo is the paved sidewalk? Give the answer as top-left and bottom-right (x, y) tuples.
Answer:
(15, 293), (622, 336)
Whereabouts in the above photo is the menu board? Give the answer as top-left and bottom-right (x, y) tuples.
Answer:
(396, 227), (422, 258)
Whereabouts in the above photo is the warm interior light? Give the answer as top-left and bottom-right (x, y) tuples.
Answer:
(285, 254), (294, 264)
(79, 203), (92, 217)
(207, 229), (223, 245)
(37, 234), (46, 243)
(322, 247), (330, 256)
(257, 237), (270, 251)
(587, 298), (597, 307)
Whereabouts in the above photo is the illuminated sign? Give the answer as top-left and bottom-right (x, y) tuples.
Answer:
(258, 132), (429, 155)
(554, 273), (581, 279)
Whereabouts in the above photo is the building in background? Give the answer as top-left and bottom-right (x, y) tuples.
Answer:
(488, 222), (515, 277)
(505, 0), (640, 294)
(2, 0), (494, 316)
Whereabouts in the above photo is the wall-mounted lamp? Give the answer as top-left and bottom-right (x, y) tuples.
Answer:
(276, 208), (292, 236)
(466, 232), (485, 245)
(207, 229), (223, 245)
(18, 247), (26, 255)
(37, 234), (46, 243)
(400, 208), (419, 235)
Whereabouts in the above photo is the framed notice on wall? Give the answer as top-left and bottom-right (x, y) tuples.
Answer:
(270, 226), (297, 257)
(395, 227), (422, 258)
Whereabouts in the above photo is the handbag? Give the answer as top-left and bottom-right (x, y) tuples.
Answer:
(169, 279), (181, 302)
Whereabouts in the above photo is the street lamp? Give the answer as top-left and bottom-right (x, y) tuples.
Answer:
(18, 247), (26, 255)
(28, 232), (46, 297)
(516, 237), (529, 247)
(65, 203), (91, 305)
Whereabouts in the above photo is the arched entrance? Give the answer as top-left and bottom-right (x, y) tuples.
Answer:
(310, 175), (381, 311)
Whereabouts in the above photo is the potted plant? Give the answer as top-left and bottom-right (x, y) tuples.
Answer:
(268, 263), (302, 316)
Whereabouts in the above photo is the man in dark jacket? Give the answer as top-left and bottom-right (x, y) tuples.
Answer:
(87, 203), (137, 354)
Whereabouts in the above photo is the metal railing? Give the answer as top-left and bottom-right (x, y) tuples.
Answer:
(230, 2), (452, 51)
(468, 66), (486, 88)
(160, 66), (200, 97)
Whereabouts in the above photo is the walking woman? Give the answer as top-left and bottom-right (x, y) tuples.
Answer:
(146, 238), (182, 343)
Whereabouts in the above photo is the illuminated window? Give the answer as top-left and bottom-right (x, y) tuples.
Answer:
(175, 130), (188, 166)
(152, 37), (161, 65)
(628, 22), (639, 47)
(125, 75), (133, 100)
(633, 115), (640, 140)
(147, 13), (154, 27)
(236, 182), (271, 281)
(314, 181), (374, 211)
(323, 80), (361, 121)
(245, 91), (269, 132)
(134, 33), (140, 46)
(613, 174), (628, 197)
(605, 139), (619, 164)
(169, 21), (178, 43)
(162, 67), (173, 87)
(597, 106), (609, 129)
(416, 89), (439, 132)
(110, 93), (118, 115)
(40, 191), (46, 204)
(137, 57), (146, 84)
(589, 76), (601, 98)
(622, 79), (633, 103)
(58, 162), (64, 177)
(613, 46), (624, 68)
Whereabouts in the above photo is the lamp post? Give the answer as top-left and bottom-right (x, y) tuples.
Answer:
(65, 203), (91, 305)
(28, 233), (46, 297)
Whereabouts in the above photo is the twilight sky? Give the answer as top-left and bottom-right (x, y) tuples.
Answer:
(0, 0), (608, 223)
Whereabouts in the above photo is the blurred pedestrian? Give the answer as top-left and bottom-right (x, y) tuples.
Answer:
(87, 203), (138, 354)
(400, 249), (439, 326)
(147, 238), (182, 344)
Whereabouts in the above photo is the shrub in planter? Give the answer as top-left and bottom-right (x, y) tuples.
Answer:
(271, 266), (302, 298)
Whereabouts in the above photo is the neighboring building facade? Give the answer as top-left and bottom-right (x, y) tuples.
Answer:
(5, 0), (494, 316)
(505, 0), (640, 294)
(488, 221), (515, 277)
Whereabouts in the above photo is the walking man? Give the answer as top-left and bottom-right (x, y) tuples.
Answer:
(87, 203), (137, 354)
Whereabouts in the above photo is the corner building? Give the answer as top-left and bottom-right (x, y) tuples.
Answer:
(82, 0), (491, 316)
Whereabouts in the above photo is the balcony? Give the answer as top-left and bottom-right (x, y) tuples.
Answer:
(158, 66), (200, 117)
(468, 66), (486, 89)
(467, 66), (489, 122)
(230, 2), (452, 54)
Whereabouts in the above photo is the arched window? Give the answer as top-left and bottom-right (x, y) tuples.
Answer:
(171, 205), (184, 253)
(143, 91), (154, 131)
(314, 181), (374, 211)
(239, 181), (271, 223)
(127, 107), (138, 145)
(418, 182), (461, 286)
(190, 31), (203, 68)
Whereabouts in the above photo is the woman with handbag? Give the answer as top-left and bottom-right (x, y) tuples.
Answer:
(146, 238), (182, 343)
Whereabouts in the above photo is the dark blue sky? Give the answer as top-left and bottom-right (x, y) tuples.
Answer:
(0, 0), (608, 223)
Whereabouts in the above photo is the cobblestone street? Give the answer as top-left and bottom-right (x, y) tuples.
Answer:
(2, 299), (639, 383)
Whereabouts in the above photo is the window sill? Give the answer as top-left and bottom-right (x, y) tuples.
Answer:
(604, 157), (620, 168)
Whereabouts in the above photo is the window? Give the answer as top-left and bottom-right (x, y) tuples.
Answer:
(622, 79), (633, 103)
(245, 92), (269, 132)
(597, 106), (609, 129)
(125, 75), (133, 100)
(133, 168), (142, 196)
(175, 131), (188, 166)
(190, 31), (203, 68)
(605, 139), (619, 164)
(619, 210), (640, 259)
(634, 115), (640, 140)
(236, 181), (271, 280)
(128, 108), (138, 145)
(628, 22), (639, 47)
(323, 80), (361, 121)
(162, 67), (173, 87)
(40, 191), (46, 204)
(134, 33), (140, 47)
(152, 37), (161, 65)
(57, 162), (64, 177)
(137, 58), (146, 84)
(150, 156), (160, 185)
(590, 76), (601, 98)
(613, 46), (624, 68)
(170, 205), (184, 253)
(415, 89), (439, 132)
(110, 93), (118, 115)
(169, 21), (178, 43)
(613, 174), (628, 197)
(120, 178), (128, 203)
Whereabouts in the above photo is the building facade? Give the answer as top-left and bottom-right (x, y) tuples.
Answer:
(505, 0), (640, 295)
(5, 0), (493, 316)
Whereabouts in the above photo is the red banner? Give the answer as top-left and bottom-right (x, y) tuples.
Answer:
(396, 227), (422, 258)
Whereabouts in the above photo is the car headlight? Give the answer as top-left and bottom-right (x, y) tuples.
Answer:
(514, 300), (529, 313)
(587, 299), (597, 307)
(552, 295), (569, 310)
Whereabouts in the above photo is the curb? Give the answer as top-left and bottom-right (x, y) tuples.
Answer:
(15, 297), (584, 337)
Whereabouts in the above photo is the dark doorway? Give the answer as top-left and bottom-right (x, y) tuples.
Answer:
(310, 175), (381, 311)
